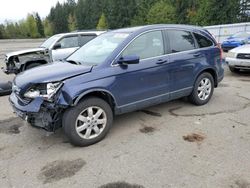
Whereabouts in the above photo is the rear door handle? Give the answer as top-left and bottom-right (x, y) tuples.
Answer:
(156, 59), (168, 64)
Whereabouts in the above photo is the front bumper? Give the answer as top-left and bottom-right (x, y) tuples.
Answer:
(226, 57), (250, 70)
(9, 92), (63, 131)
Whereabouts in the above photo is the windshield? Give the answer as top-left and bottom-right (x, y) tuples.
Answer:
(40, 35), (61, 48)
(232, 32), (250, 38)
(67, 32), (129, 65)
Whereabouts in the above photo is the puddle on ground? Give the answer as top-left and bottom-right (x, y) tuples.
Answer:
(39, 158), (86, 184)
(99, 182), (144, 188)
(183, 133), (205, 143)
(139, 110), (162, 117)
(139, 126), (156, 134)
(231, 179), (250, 188)
(240, 79), (250, 82)
(0, 117), (23, 134)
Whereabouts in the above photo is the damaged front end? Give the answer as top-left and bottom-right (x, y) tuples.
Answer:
(9, 82), (69, 132)
(3, 48), (50, 74)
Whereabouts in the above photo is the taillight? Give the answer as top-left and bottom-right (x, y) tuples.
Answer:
(217, 43), (223, 62)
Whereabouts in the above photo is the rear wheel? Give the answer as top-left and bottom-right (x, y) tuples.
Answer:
(189, 72), (214, 106)
(63, 97), (113, 147)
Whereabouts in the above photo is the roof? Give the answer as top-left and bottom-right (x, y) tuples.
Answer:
(55, 30), (106, 36)
(112, 24), (205, 34)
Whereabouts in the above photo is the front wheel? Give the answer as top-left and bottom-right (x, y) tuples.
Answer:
(62, 97), (113, 147)
(189, 72), (214, 106)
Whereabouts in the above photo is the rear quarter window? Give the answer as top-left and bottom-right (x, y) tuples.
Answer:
(193, 33), (214, 48)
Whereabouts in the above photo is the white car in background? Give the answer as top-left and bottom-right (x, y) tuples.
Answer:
(226, 44), (250, 73)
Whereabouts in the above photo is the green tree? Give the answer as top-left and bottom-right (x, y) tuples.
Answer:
(35, 13), (44, 37)
(26, 14), (39, 38)
(48, 2), (69, 33)
(105, 0), (137, 28)
(173, 0), (198, 24)
(68, 13), (77, 31)
(0, 24), (6, 39)
(44, 18), (53, 36)
(96, 13), (108, 30)
(131, 0), (158, 26)
(194, 0), (240, 26)
(147, 1), (176, 24)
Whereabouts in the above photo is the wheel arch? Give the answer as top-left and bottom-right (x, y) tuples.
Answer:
(22, 59), (48, 71)
(73, 89), (117, 113)
(196, 68), (218, 87)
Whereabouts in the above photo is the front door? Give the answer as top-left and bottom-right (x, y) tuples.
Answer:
(112, 30), (170, 112)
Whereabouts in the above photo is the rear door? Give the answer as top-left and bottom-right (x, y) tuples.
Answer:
(165, 29), (203, 98)
(52, 35), (80, 61)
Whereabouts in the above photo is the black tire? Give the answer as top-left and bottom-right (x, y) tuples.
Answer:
(229, 66), (240, 73)
(189, 72), (214, 106)
(25, 63), (42, 70)
(62, 97), (113, 147)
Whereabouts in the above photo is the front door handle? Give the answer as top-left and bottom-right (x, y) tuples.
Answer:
(156, 59), (168, 64)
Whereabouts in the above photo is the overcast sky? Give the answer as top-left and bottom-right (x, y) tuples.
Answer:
(0, 0), (66, 23)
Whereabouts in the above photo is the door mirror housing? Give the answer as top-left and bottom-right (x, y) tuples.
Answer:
(53, 43), (62, 50)
(117, 55), (140, 65)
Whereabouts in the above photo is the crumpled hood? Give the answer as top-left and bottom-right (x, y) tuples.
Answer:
(14, 61), (92, 89)
(6, 48), (46, 58)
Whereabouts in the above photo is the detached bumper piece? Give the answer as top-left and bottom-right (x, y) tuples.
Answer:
(0, 81), (12, 96)
(9, 93), (63, 132)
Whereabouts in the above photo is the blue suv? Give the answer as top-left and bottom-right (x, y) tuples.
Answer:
(9, 25), (224, 146)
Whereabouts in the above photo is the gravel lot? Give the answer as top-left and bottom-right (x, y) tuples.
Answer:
(0, 39), (250, 188)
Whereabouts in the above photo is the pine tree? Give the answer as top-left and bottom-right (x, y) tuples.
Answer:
(26, 14), (40, 38)
(194, 0), (240, 26)
(146, 1), (176, 24)
(68, 13), (77, 31)
(97, 13), (108, 30)
(35, 13), (44, 37)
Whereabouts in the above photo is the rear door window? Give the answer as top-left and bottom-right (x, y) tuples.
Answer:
(167, 30), (196, 53)
(79, 35), (97, 46)
(122, 30), (164, 59)
(193, 33), (214, 48)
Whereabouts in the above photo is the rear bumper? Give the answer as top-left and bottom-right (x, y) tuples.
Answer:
(226, 57), (250, 69)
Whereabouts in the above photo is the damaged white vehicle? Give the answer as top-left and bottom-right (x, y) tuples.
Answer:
(3, 31), (105, 74)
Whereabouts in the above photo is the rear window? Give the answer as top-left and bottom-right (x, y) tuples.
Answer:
(194, 33), (214, 48)
(167, 30), (196, 53)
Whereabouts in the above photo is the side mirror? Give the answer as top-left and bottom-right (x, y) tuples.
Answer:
(53, 43), (61, 50)
(117, 55), (140, 65)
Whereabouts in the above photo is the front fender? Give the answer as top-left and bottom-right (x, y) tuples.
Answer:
(58, 76), (118, 106)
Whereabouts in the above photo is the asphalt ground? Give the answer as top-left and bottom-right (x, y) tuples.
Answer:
(0, 39), (250, 188)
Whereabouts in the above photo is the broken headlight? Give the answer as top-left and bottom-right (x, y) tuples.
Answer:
(24, 82), (63, 102)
